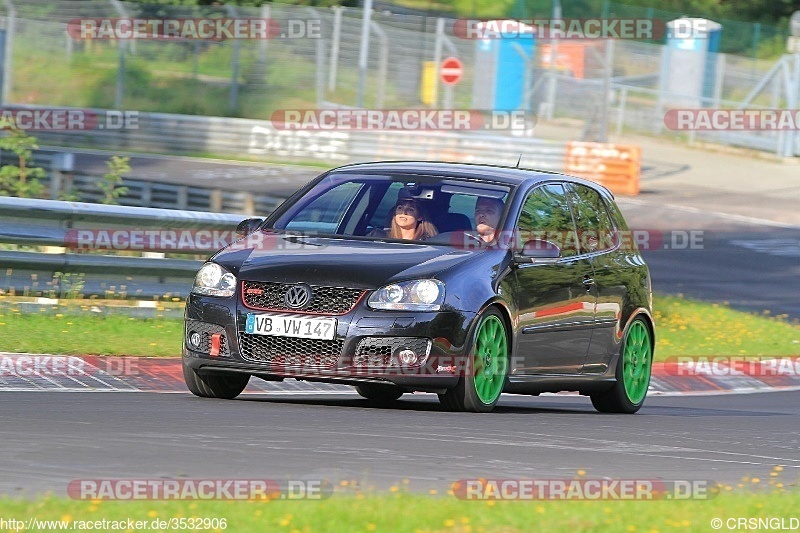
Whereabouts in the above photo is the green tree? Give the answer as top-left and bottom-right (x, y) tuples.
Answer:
(98, 156), (131, 205)
(0, 126), (46, 198)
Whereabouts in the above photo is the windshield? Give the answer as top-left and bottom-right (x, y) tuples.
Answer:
(268, 173), (512, 245)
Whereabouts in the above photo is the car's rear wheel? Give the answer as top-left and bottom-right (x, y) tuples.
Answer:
(591, 318), (652, 414)
(355, 383), (404, 402)
(439, 308), (509, 413)
(183, 360), (249, 399)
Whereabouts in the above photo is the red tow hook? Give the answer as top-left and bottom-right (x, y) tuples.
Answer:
(210, 333), (222, 357)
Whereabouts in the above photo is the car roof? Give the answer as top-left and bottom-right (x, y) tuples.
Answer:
(329, 160), (614, 198)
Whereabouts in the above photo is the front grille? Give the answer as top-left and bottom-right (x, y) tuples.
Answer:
(242, 280), (365, 315)
(238, 333), (343, 368)
(186, 322), (230, 357)
(353, 337), (432, 367)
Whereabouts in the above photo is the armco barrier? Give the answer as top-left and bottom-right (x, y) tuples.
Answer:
(0, 198), (245, 298)
(564, 142), (642, 196)
(3, 105), (641, 195)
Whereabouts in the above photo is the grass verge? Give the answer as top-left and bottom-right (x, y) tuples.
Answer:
(653, 294), (800, 357)
(0, 294), (798, 359)
(0, 313), (181, 357)
(0, 487), (798, 532)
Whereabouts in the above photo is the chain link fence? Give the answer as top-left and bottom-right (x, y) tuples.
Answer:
(0, 0), (798, 155)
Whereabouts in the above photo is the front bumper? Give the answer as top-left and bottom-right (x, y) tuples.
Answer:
(183, 293), (475, 392)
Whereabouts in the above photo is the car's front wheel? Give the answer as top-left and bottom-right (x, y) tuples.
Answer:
(439, 308), (509, 413)
(355, 383), (404, 402)
(590, 317), (652, 414)
(183, 361), (249, 399)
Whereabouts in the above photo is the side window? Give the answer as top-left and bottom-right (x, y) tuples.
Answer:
(516, 183), (579, 257)
(284, 181), (363, 234)
(566, 184), (617, 253)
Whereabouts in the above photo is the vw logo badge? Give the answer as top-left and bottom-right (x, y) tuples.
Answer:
(284, 284), (312, 309)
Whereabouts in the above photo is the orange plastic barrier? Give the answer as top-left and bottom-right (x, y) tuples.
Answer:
(564, 142), (641, 196)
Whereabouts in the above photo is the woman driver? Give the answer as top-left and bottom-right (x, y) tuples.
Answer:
(374, 197), (438, 241)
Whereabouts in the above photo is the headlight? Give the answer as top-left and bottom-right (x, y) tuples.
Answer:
(192, 263), (236, 297)
(368, 279), (445, 311)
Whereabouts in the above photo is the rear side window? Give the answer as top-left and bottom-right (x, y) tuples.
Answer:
(566, 184), (617, 253)
(516, 183), (579, 257)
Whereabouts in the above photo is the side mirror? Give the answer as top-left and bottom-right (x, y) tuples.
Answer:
(235, 218), (264, 239)
(513, 239), (561, 264)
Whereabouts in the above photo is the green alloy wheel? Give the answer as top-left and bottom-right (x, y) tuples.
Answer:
(439, 308), (509, 413)
(591, 317), (652, 414)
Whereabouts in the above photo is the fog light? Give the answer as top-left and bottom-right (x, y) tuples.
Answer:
(189, 331), (202, 349)
(398, 349), (418, 365)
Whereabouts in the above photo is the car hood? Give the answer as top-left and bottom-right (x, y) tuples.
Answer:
(212, 232), (475, 289)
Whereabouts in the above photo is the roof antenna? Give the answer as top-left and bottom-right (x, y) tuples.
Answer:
(515, 154), (522, 168)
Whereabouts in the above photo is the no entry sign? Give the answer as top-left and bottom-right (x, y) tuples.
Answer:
(440, 57), (463, 85)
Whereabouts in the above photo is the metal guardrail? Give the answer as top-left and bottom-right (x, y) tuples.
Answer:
(0, 198), (247, 298)
(4, 105), (569, 170)
(0, 147), (288, 215)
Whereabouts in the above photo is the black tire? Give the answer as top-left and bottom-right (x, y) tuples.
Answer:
(590, 317), (653, 414)
(183, 360), (249, 399)
(439, 308), (509, 413)
(355, 383), (404, 401)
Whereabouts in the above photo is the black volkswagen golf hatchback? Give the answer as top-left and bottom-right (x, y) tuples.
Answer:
(184, 162), (654, 413)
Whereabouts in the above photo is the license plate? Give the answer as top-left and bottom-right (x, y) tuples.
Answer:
(245, 313), (336, 341)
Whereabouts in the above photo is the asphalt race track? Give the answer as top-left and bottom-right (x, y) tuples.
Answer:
(1, 390), (798, 496)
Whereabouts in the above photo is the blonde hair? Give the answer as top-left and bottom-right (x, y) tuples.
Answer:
(388, 198), (438, 240)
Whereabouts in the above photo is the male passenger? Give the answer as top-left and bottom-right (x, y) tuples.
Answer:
(474, 197), (504, 243)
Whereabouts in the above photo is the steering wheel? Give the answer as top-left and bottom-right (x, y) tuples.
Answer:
(461, 231), (485, 244)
